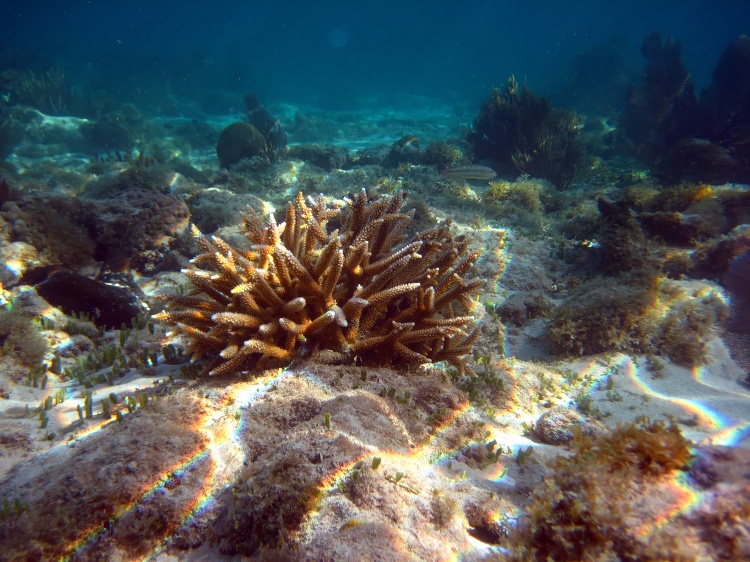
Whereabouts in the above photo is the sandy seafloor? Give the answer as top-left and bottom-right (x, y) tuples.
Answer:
(0, 96), (749, 561)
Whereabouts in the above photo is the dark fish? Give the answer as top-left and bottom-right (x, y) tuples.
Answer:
(441, 165), (497, 181)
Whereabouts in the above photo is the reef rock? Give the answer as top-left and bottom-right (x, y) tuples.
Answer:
(216, 122), (266, 169)
(32, 268), (145, 329)
(533, 407), (604, 445)
(2, 189), (189, 274)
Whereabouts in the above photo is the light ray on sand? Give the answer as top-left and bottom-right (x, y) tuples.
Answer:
(623, 358), (726, 430)
(64, 369), (291, 560)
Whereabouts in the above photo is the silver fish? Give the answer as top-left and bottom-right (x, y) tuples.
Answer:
(440, 165), (497, 181)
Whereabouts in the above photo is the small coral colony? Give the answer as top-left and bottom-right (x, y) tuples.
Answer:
(0, 27), (749, 561)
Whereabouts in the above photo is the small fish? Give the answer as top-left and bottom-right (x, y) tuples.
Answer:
(440, 165), (497, 181)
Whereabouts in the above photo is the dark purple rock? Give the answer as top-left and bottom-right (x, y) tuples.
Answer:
(34, 269), (145, 329)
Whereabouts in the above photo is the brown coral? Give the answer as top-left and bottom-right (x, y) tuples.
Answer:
(155, 190), (482, 375)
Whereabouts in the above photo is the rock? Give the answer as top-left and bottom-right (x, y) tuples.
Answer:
(88, 189), (190, 272)
(33, 269), (145, 329)
(189, 189), (265, 233)
(496, 292), (552, 327)
(5, 190), (190, 274)
(218, 537), (237, 555)
(639, 210), (719, 245)
(534, 407), (604, 445)
(0, 241), (37, 286)
(597, 197), (648, 273)
(171, 531), (202, 551)
(216, 122), (266, 169)
(287, 143), (350, 171)
(351, 145), (390, 166)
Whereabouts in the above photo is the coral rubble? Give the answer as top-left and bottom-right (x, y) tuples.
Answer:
(156, 190), (482, 375)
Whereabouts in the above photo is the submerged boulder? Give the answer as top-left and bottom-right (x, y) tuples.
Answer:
(32, 268), (145, 329)
(216, 122), (266, 169)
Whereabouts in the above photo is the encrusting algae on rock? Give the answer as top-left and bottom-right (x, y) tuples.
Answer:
(155, 190), (483, 376)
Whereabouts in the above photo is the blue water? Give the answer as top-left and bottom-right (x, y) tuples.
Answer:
(2, 0), (747, 114)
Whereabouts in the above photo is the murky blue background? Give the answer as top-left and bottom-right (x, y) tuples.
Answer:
(2, 1), (748, 112)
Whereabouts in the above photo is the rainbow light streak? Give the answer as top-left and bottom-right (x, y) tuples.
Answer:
(490, 368), (519, 417)
(144, 370), (293, 542)
(65, 448), (211, 560)
(622, 358), (725, 430)
(692, 364), (750, 398)
(487, 229), (510, 294)
(484, 457), (513, 485)
(572, 354), (631, 399)
(55, 342), (727, 559)
(312, 397), (476, 491)
(415, 398), (472, 451)
(650, 277), (684, 320)
(301, 450), (412, 538)
(632, 471), (701, 539)
(167, 172), (181, 193)
(709, 421), (750, 447)
(65, 369), (291, 560)
(302, 397), (480, 535)
(4, 260), (24, 277)
(47, 407), (115, 443)
(302, 359), (546, 553)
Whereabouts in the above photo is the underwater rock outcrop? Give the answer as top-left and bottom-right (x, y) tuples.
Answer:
(85, 189), (191, 271)
(0, 107), (25, 160)
(216, 92), (288, 168)
(507, 419), (695, 561)
(467, 76), (585, 190)
(287, 143), (351, 171)
(30, 267), (145, 329)
(383, 135), (422, 168)
(547, 271), (728, 366)
(79, 110), (139, 151)
(215, 122), (267, 169)
(155, 190), (482, 375)
(1, 189), (190, 274)
(0, 392), (207, 560)
(595, 197), (649, 274)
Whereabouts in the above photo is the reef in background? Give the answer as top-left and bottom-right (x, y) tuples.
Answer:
(619, 33), (750, 185)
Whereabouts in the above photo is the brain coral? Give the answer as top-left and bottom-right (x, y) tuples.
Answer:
(155, 190), (482, 375)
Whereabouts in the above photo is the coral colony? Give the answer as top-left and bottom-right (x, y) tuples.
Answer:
(155, 190), (482, 375)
